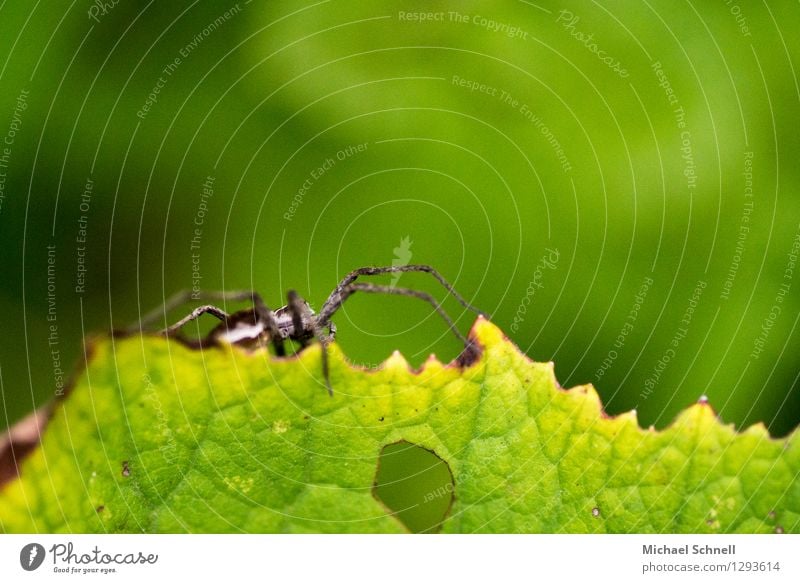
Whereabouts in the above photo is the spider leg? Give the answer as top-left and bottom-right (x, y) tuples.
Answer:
(247, 292), (286, 357)
(286, 290), (309, 347)
(322, 265), (487, 320)
(131, 289), (286, 356)
(285, 289), (334, 395)
(128, 289), (196, 333)
(311, 320), (333, 396)
(163, 305), (228, 336)
(317, 282), (478, 362)
(130, 289), (262, 332)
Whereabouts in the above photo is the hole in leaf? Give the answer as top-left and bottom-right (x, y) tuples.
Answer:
(372, 441), (454, 533)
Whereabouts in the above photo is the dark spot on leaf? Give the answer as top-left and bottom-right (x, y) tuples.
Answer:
(96, 505), (105, 513)
(373, 441), (454, 533)
(378, 416), (385, 422)
(121, 461), (131, 477)
(456, 340), (482, 367)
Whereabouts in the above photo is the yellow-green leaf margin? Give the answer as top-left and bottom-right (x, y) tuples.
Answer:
(1, 318), (797, 533)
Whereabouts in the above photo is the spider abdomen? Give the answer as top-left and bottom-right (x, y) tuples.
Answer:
(210, 309), (271, 349)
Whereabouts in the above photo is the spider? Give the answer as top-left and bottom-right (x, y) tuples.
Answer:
(130, 265), (486, 394)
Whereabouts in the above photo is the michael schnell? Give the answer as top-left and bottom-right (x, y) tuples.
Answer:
(643, 544), (736, 555)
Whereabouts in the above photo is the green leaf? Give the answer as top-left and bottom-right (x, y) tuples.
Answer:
(1, 319), (798, 533)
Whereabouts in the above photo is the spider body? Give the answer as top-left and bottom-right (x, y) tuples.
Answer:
(207, 299), (326, 349)
(210, 309), (273, 348)
(131, 265), (484, 394)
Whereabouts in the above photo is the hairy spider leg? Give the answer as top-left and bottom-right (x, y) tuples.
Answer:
(286, 290), (309, 346)
(312, 320), (333, 396)
(132, 289), (286, 356)
(317, 282), (478, 360)
(248, 292), (286, 356)
(163, 305), (228, 336)
(323, 264), (487, 319)
(131, 289), (256, 331)
(286, 288), (337, 347)
(286, 289), (335, 395)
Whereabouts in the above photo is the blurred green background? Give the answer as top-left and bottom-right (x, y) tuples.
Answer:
(1, 0), (799, 444)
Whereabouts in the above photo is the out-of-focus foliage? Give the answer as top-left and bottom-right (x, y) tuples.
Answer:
(0, 1), (798, 437)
